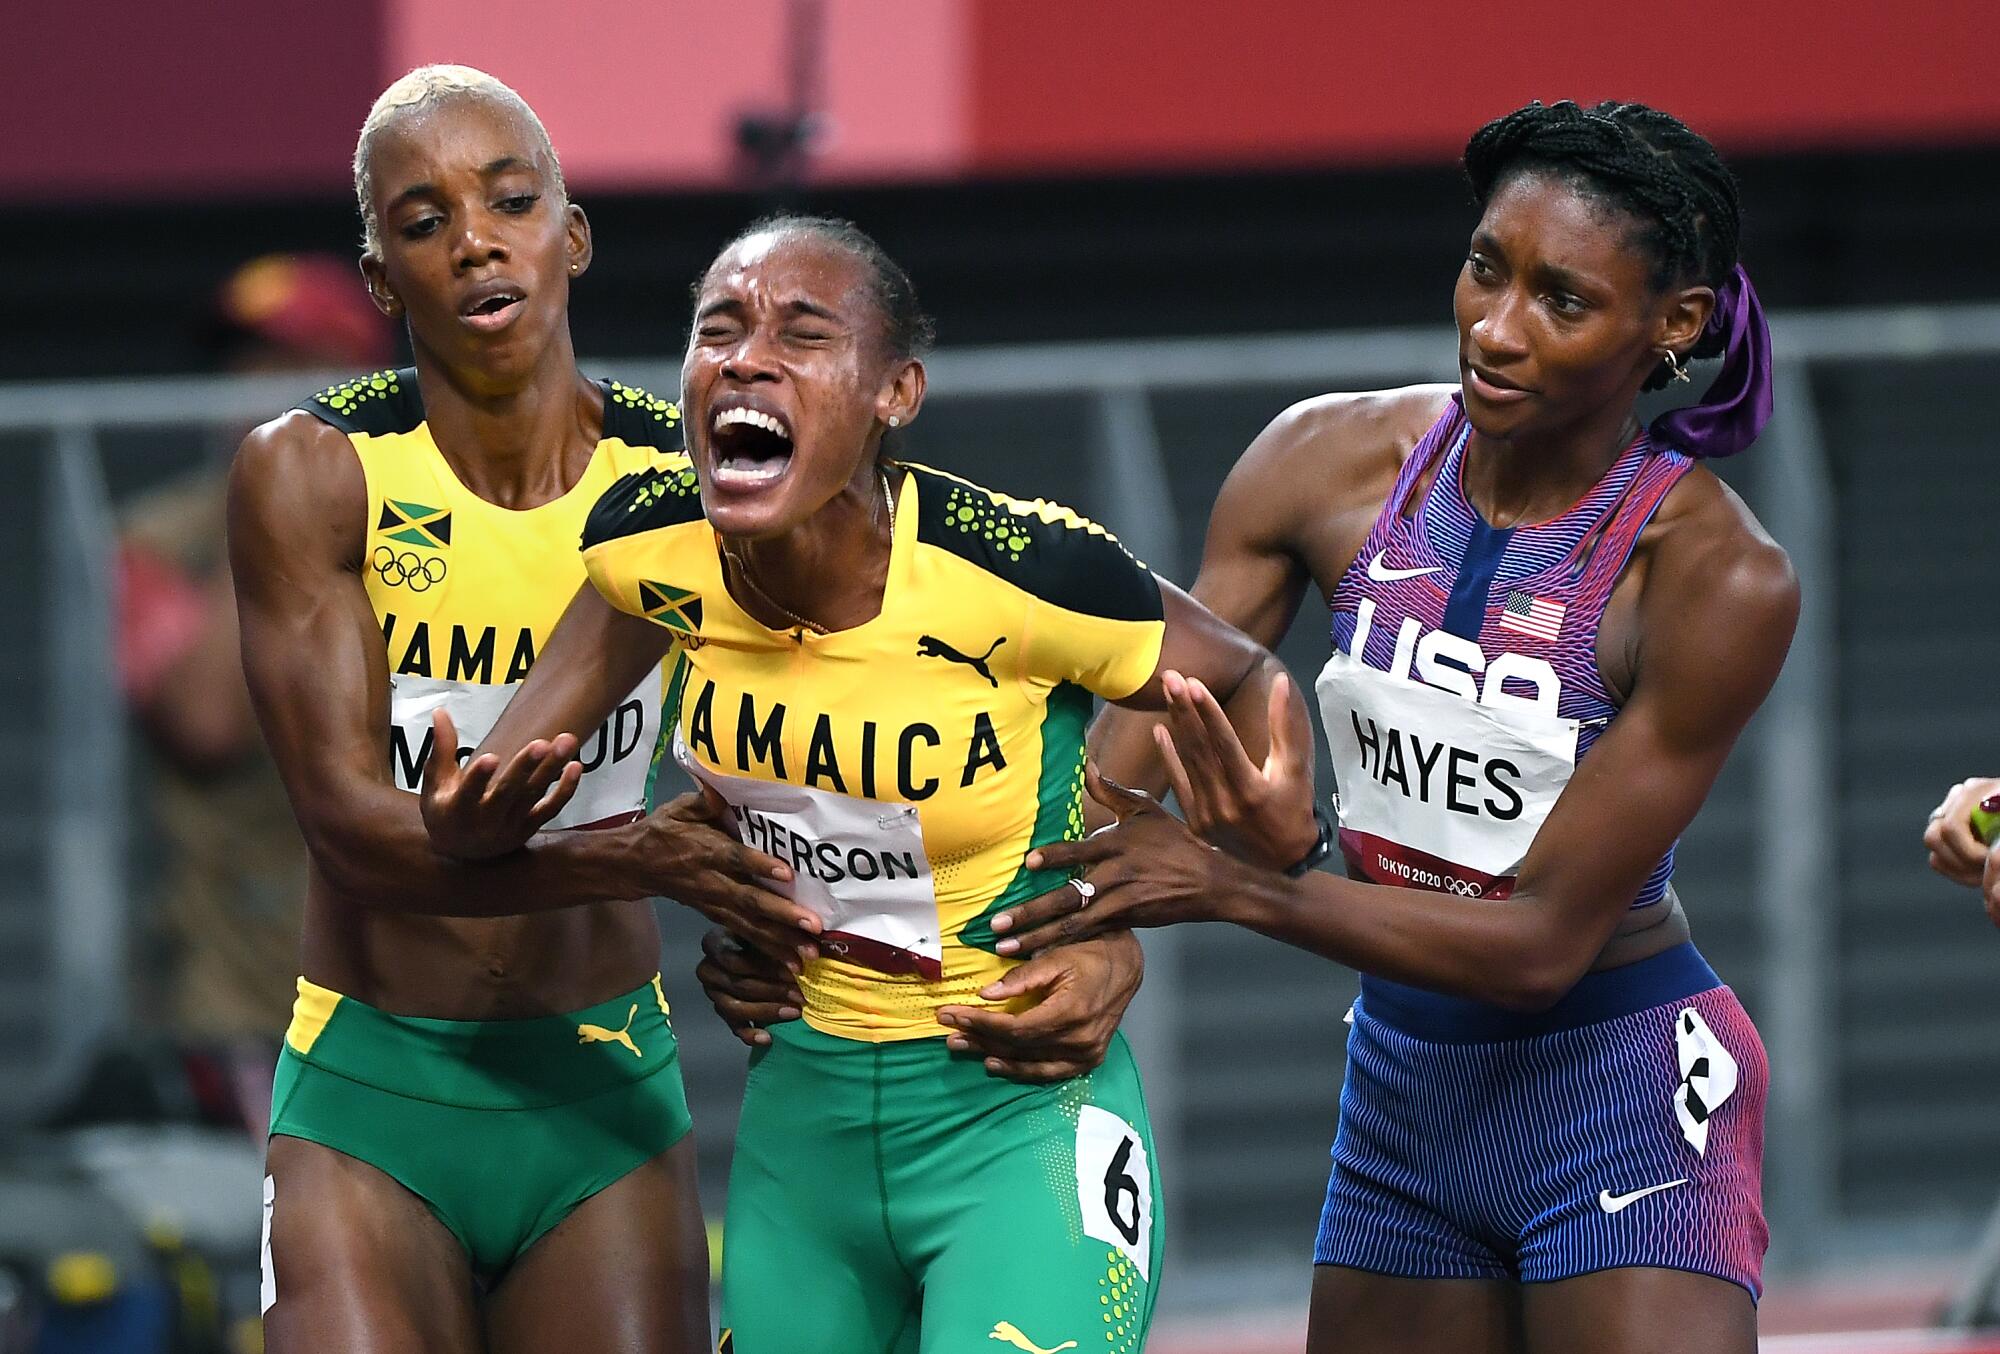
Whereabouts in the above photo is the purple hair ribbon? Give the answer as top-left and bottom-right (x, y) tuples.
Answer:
(1649, 264), (1774, 459)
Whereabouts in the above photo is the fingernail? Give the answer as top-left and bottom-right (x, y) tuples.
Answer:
(979, 985), (1003, 999)
(1025, 852), (1043, 869)
(798, 945), (819, 962)
(754, 1031), (771, 1045)
(997, 939), (1019, 955)
(937, 1011), (958, 1027)
(992, 914), (1013, 932)
(946, 1037), (969, 1052)
(789, 991), (804, 1005)
(772, 867), (793, 881)
(786, 959), (801, 975)
(777, 1006), (800, 1019)
(985, 1059), (1004, 1073)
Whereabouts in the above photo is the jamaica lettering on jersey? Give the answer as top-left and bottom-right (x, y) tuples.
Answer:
(299, 369), (688, 831)
(582, 462), (1166, 1041)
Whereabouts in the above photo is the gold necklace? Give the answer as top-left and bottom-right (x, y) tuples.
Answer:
(725, 471), (896, 635)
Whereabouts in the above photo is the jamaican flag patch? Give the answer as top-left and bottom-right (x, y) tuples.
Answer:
(377, 499), (452, 550)
(639, 581), (703, 643)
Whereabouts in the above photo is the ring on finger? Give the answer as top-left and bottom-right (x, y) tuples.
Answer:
(1069, 877), (1097, 908)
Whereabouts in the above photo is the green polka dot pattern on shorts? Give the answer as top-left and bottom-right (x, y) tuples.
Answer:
(1098, 1249), (1145, 1351)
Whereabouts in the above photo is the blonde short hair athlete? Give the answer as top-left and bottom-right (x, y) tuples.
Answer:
(233, 67), (812, 1353)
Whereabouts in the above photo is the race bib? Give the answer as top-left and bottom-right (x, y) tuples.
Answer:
(386, 668), (663, 831)
(1316, 646), (1578, 898)
(677, 736), (942, 978)
(1075, 1105), (1153, 1282)
(260, 1174), (276, 1314)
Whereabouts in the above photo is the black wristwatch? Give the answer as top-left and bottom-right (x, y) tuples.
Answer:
(1283, 804), (1337, 878)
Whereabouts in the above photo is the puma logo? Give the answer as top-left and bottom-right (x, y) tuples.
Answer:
(577, 1004), (643, 1058)
(989, 1322), (1076, 1354)
(917, 634), (1004, 687)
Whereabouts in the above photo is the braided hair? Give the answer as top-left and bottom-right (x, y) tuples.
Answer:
(701, 214), (936, 363)
(1464, 101), (1742, 389)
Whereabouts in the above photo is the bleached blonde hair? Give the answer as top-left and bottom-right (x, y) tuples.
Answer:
(352, 64), (567, 256)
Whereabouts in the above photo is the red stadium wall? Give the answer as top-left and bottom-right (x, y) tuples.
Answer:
(10, 0), (1999, 201)
(964, 0), (2000, 172)
(11, 0), (386, 200)
(382, 0), (969, 189)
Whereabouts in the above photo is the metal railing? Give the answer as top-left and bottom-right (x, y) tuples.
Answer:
(5, 300), (1999, 1295)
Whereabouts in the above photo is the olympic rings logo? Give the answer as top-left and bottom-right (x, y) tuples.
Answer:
(373, 546), (448, 592)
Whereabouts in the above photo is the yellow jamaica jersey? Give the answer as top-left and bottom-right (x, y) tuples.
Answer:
(581, 462), (1166, 1042)
(299, 369), (688, 826)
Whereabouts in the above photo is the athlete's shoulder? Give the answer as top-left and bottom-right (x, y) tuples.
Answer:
(295, 367), (423, 436)
(598, 377), (687, 453)
(581, 461), (706, 551)
(903, 463), (1160, 622)
(1647, 463), (1797, 608)
(1257, 384), (1455, 485)
(236, 408), (363, 487)
(1213, 384), (1455, 551)
(229, 410), (367, 560)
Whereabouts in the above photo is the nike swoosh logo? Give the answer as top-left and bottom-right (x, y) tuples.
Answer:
(1366, 549), (1442, 583)
(1597, 1179), (1688, 1213)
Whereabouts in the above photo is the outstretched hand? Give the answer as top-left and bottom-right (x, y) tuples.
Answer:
(1153, 668), (1317, 869)
(419, 707), (583, 860)
(989, 767), (1225, 956)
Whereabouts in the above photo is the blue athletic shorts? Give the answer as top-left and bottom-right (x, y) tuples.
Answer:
(1314, 943), (1769, 1298)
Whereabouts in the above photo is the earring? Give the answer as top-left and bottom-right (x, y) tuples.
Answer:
(1661, 349), (1691, 384)
(888, 416), (900, 428)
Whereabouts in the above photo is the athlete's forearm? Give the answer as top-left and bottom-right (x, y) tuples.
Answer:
(1086, 706), (1172, 802)
(1089, 651), (1295, 802)
(1217, 651), (1292, 768)
(306, 784), (655, 915)
(1213, 864), (1595, 1011)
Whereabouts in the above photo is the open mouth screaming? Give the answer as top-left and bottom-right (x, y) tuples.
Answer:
(708, 403), (795, 488)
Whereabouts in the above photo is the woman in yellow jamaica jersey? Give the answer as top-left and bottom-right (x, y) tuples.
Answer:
(423, 215), (1321, 1353)
(232, 67), (812, 1354)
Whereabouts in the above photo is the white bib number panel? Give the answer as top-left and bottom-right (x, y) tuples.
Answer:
(677, 736), (943, 978)
(1075, 1105), (1154, 1282)
(1316, 646), (1578, 897)
(388, 667), (663, 831)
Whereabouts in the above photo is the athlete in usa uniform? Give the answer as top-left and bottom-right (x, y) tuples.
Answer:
(436, 216), (1308, 1353)
(1000, 101), (1796, 1354)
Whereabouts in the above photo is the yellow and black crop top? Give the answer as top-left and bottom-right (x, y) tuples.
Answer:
(581, 461), (1165, 1041)
(300, 369), (687, 826)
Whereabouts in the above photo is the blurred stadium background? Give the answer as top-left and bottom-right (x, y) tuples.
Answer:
(6, 1), (2000, 1349)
